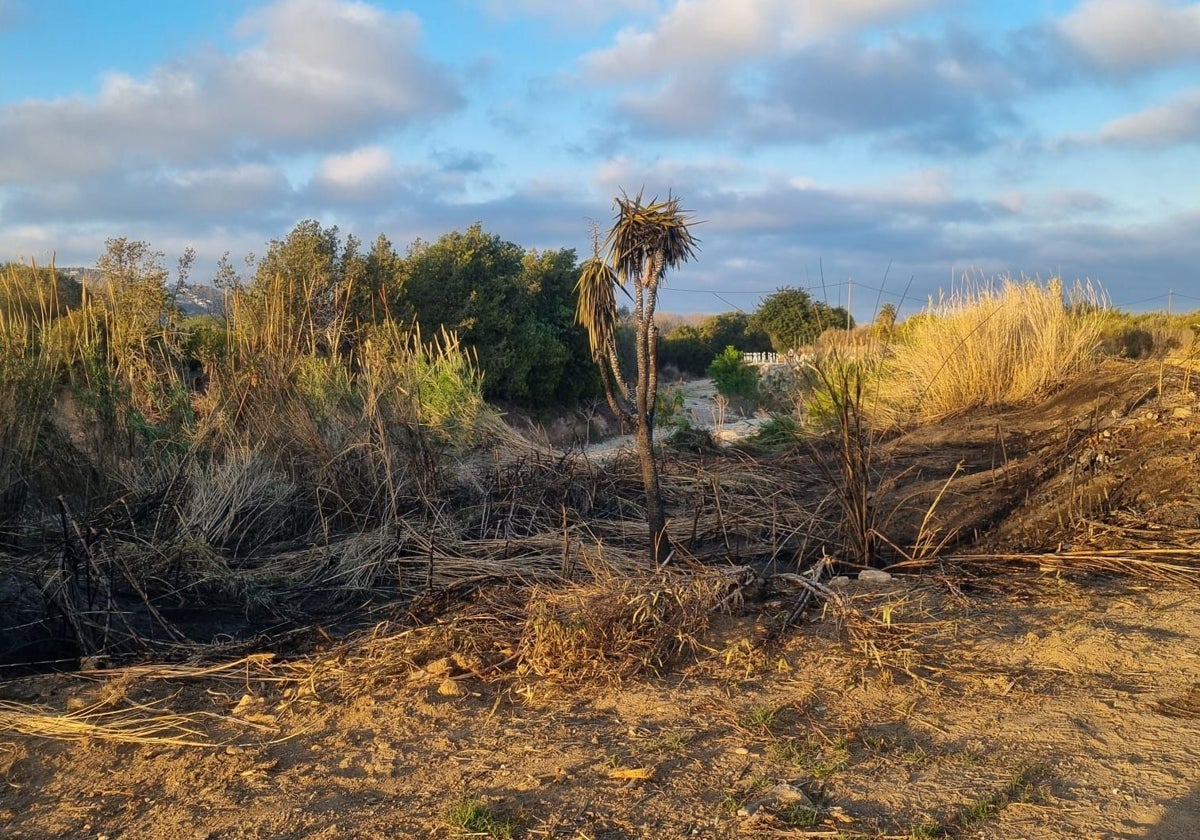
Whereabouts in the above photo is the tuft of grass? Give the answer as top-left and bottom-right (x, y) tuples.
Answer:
(745, 412), (803, 449)
(780, 803), (822, 828)
(652, 729), (693, 753)
(769, 736), (851, 780)
(445, 797), (514, 839)
(880, 277), (1106, 423)
(909, 819), (946, 839)
(901, 743), (932, 767)
(518, 570), (727, 684)
(745, 705), (778, 731)
(951, 764), (1051, 833)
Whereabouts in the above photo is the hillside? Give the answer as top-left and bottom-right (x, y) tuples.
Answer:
(59, 266), (224, 317)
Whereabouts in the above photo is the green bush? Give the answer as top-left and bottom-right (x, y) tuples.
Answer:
(707, 346), (759, 405)
(654, 385), (688, 432)
(747, 413), (803, 449)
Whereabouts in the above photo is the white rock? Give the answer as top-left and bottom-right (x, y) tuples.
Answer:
(764, 783), (813, 805)
(858, 568), (893, 584)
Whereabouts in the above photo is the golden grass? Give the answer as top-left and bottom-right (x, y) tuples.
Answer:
(879, 278), (1106, 422)
(0, 698), (215, 747)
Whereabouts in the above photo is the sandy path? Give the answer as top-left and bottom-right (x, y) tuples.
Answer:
(581, 378), (769, 459)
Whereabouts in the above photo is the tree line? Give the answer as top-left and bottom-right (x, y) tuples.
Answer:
(5, 221), (854, 409)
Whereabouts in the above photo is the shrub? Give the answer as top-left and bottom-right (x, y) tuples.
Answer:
(707, 346), (759, 407)
(1095, 309), (1198, 359)
(747, 413), (803, 449)
(654, 384), (688, 431)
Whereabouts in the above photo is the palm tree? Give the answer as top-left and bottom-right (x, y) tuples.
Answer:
(576, 189), (699, 564)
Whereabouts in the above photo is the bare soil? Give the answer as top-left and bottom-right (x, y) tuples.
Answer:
(2, 358), (1199, 840)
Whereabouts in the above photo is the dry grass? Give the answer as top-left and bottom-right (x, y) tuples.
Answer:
(517, 568), (733, 683)
(880, 278), (1106, 423)
(0, 698), (216, 747)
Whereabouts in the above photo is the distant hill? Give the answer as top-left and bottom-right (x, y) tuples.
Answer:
(174, 283), (224, 317)
(59, 267), (224, 317)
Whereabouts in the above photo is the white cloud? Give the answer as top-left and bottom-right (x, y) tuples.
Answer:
(1046, 189), (1112, 212)
(604, 28), (1021, 153)
(614, 70), (746, 135)
(0, 0), (460, 182)
(592, 155), (747, 199)
(1063, 88), (1200, 147)
(222, 0), (459, 139)
(995, 190), (1025, 213)
(1058, 0), (1200, 73)
(581, 0), (938, 82)
(2, 163), (295, 226)
(169, 164), (295, 214)
(314, 146), (398, 190)
(841, 167), (956, 205)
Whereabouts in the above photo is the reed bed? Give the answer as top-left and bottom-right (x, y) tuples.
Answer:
(878, 278), (1106, 423)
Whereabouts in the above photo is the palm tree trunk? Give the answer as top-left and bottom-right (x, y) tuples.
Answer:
(633, 260), (668, 564)
(634, 416), (668, 564)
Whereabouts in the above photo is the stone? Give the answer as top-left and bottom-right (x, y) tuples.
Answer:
(858, 568), (893, 584)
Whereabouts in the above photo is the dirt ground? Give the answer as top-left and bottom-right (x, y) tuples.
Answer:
(2, 358), (1199, 839)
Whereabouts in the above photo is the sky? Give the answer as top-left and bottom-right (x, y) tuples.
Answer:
(1, 0), (1199, 320)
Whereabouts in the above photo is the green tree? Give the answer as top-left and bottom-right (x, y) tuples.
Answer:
(700, 311), (771, 354)
(404, 223), (539, 402)
(660, 311), (773, 377)
(0, 261), (82, 319)
(576, 189), (699, 564)
(520, 248), (600, 405)
(346, 233), (410, 326)
(253, 220), (349, 353)
(750, 287), (853, 352)
(97, 237), (174, 330)
(91, 238), (190, 436)
(658, 323), (709, 375)
(873, 302), (898, 335)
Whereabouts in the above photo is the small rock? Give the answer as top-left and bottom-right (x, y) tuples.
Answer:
(858, 569), (893, 584)
(738, 784), (814, 819)
(828, 576), (851, 587)
(436, 677), (463, 697)
(79, 656), (108, 671)
(424, 657), (454, 677)
(764, 783), (813, 806)
(1172, 406), (1193, 419)
(231, 694), (262, 716)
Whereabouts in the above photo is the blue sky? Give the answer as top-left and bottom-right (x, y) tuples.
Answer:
(2, 0), (1199, 319)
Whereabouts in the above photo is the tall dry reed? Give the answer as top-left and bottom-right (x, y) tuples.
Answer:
(879, 278), (1105, 422)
